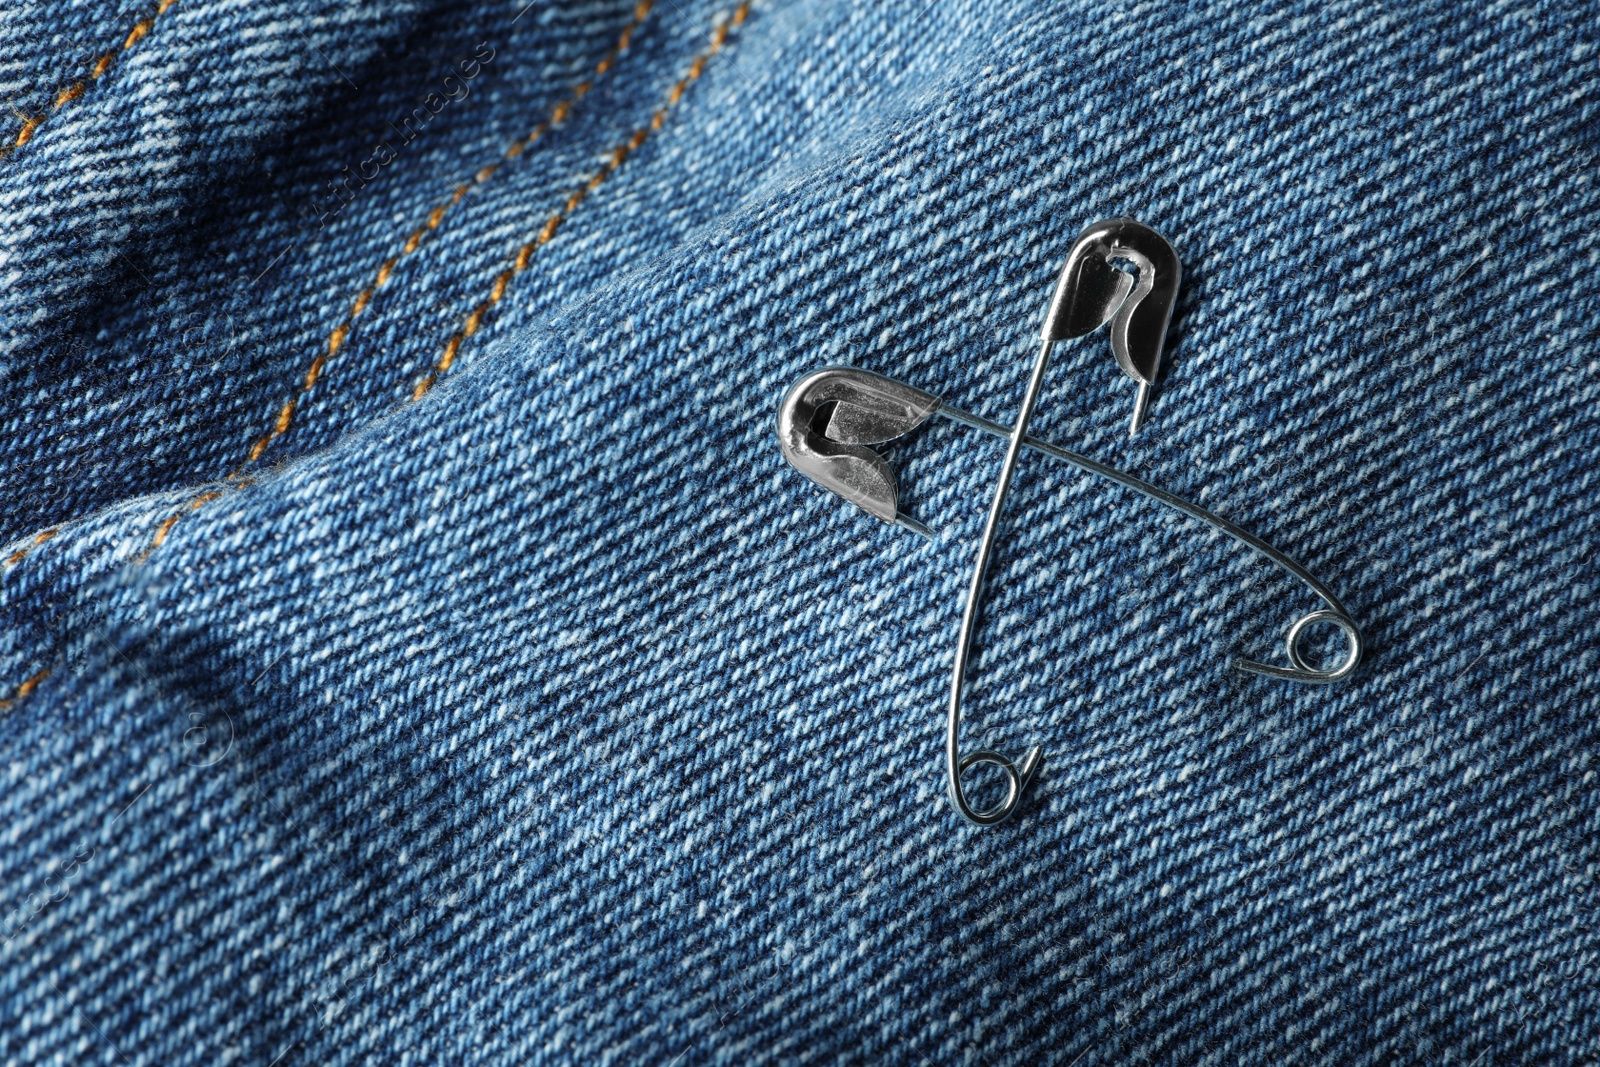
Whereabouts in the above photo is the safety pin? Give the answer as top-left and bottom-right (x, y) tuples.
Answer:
(775, 219), (1363, 827)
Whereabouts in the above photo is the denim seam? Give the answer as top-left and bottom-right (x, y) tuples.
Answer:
(0, 3), (752, 579)
(144, 489), (228, 556)
(411, 0), (755, 400)
(89, 5), (673, 577)
(7, 0), (759, 724)
(0, 489), (231, 715)
(3, 0), (180, 158)
(243, 1), (660, 468)
(3, 526), (58, 570)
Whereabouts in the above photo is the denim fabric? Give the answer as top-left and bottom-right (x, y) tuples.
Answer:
(2, 0), (1598, 1063)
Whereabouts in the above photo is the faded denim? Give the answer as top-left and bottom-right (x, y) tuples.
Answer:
(1, 0), (1597, 1063)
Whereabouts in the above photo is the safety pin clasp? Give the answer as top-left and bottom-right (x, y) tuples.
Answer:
(1043, 217), (1182, 435)
(776, 367), (942, 537)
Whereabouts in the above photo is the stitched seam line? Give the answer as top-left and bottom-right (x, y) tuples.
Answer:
(137, 485), (241, 562)
(130, 0), (745, 563)
(118, 5), (658, 564)
(244, 1), (656, 467)
(0, 666), (51, 711)
(1, 2), (752, 702)
(3, 527), (58, 569)
(411, 0), (751, 401)
(4, 0), (180, 157)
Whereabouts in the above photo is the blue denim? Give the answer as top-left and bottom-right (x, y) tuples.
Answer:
(2, 0), (1597, 1063)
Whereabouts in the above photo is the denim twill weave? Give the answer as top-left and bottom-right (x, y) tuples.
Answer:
(2, 0), (1598, 1064)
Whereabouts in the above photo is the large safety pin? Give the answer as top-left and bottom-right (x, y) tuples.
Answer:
(775, 219), (1363, 827)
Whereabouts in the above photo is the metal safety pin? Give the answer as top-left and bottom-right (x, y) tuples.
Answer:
(775, 219), (1363, 827)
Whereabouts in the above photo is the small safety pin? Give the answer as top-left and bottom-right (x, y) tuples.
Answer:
(775, 219), (1363, 828)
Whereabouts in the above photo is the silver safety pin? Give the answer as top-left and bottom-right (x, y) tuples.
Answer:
(775, 219), (1363, 828)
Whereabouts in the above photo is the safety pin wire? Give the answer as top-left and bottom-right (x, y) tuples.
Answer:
(935, 404), (1356, 643)
(945, 338), (1056, 826)
(939, 345), (1362, 825)
(773, 219), (1362, 827)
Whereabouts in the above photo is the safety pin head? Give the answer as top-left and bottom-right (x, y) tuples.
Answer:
(1043, 218), (1181, 435)
(776, 367), (940, 535)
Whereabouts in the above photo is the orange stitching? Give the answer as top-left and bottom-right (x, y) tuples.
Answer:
(14, 116), (43, 148)
(130, 4), (658, 559)
(0, 3), (750, 689)
(0, 666), (51, 711)
(3, 527), (58, 569)
(133, 473), (256, 561)
(151, 514), (182, 548)
(241, 2), (656, 469)
(5, 0), (180, 155)
(411, 2), (751, 401)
